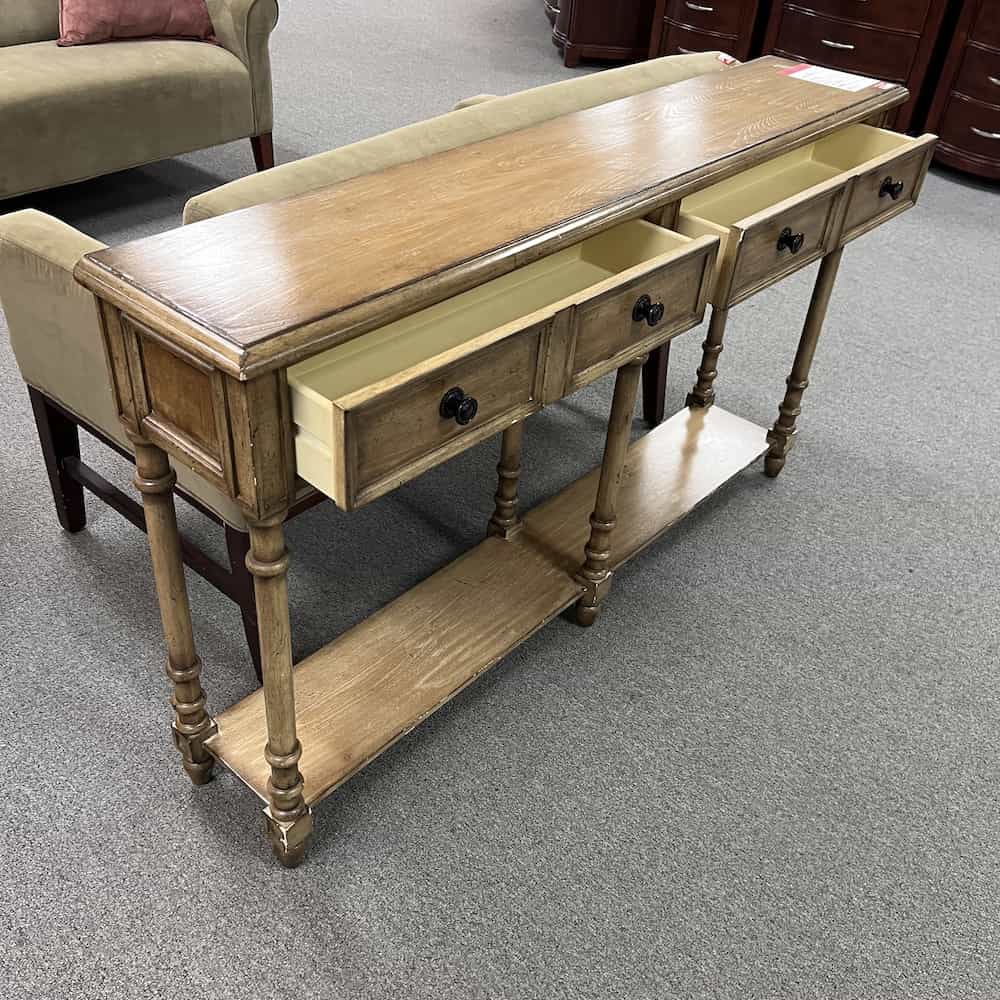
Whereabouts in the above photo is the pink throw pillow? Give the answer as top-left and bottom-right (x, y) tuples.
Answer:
(58, 0), (217, 46)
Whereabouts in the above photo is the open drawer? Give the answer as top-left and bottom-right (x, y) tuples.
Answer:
(288, 219), (717, 510)
(677, 124), (937, 307)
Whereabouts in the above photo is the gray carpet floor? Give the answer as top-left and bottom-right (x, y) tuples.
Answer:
(2, 2), (999, 997)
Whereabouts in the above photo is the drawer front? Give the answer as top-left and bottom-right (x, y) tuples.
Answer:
(350, 327), (542, 505)
(839, 135), (936, 243)
(972, 0), (1000, 49)
(661, 18), (737, 55)
(665, 0), (743, 37)
(955, 43), (1000, 106)
(937, 94), (1000, 164)
(722, 178), (846, 305)
(773, 8), (919, 81)
(570, 238), (716, 387)
(782, 0), (931, 33)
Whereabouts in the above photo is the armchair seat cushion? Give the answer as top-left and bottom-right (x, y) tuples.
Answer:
(0, 39), (255, 199)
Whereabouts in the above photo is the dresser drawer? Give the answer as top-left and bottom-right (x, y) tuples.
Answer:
(955, 44), (1000, 106)
(783, 0), (931, 33)
(773, 8), (919, 81)
(289, 220), (715, 509)
(664, 0), (742, 36)
(677, 124), (934, 305)
(937, 94), (1000, 163)
(972, 0), (1000, 49)
(660, 18), (736, 55)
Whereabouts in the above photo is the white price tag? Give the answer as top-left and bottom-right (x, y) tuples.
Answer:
(779, 63), (889, 93)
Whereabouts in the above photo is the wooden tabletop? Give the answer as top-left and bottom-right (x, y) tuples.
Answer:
(75, 58), (906, 380)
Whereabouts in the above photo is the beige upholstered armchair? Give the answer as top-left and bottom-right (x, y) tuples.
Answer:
(0, 0), (280, 200)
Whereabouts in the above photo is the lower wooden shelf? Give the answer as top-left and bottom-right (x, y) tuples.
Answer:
(205, 405), (769, 807)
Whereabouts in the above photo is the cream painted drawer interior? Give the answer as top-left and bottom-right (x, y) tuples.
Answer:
(288, 219), (715, 510)
(677, 124), (936, 306)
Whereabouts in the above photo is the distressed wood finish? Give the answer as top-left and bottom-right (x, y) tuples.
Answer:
(75, 60), (907, 381)
(765, 247), (844, 477)
(131, 438), (217, 784)
(488, 422), (526, 539)
(205, 406), (769, 807)
(568, 238), (714, 387)
(574, 356), (647, 626)
(246, 516), (313, 867)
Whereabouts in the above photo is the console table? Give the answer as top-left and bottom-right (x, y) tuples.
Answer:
(74, 59), (934, 866)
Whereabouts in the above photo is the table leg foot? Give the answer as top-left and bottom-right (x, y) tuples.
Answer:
(686, 306), (729, 410)
(573, 356), (644, 627)
(265, 805), (314, 868)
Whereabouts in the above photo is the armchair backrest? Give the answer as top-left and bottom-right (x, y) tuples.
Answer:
(0, 1), (59, 46)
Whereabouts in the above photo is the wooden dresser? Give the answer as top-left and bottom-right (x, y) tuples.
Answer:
(925, 0), (1000, 180)
(649, 0), (762, 61)
(761, 0), (951, 131)
(552, 0), (657, 67)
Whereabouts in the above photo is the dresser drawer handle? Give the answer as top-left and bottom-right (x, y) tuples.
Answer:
(879, 176), (905, 200)
(821, 38), (855, 51)
(776, 227), (805, 254)
(988, 76), (1000, 88)
(439, 386), (479, 425)
(632, 294), (665, 327)
(971, 126), (1000, 140)
(685, 2), (714, 10)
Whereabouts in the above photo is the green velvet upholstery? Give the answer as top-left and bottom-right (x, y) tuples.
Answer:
(0, 1), (59, 47)
(0, 40), (255, 200)
(184, 51), (733, 223)
(0, 0), (278, 201)
(204, 0), (279, 135)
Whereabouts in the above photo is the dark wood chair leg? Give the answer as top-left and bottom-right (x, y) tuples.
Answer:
(225, 524), (263, 683)
(251, 133), (274, 172)
(641, 343), (670, 427)
(28, 387), (87, 533)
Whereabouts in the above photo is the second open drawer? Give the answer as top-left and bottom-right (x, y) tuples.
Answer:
(288, 219), (717, 510)
(677, 124), (937, 307)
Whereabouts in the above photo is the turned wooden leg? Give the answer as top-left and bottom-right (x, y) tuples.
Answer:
(765, 248), (844, 478)
(246, 516), (313, 867)
(28, 388), (86, 533)
(641, 343), (670, 427)
(574, 355), (646, 627)
(132, 438), (217, 785)
(487, 422), (525, 539)
(224, 525), (263, 685)
(686, 305), (730, 409)
(251, 132), (274, 171)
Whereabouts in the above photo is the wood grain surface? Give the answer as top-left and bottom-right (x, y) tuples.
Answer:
(205, 405), (768, 805)
(75, 59), (906, 380)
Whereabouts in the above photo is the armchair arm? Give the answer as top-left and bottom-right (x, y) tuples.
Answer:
(204, 0), (280, 136)
(0, 210), (121, 436)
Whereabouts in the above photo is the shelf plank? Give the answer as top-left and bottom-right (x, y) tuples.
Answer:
(206, 406), (768, 806)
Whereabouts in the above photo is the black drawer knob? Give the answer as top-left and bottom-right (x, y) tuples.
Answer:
(439, 386), (479, 426)
(632, 294), (665, 327)
(777, 227), (805, 254)
(880, 176), (905, 201)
